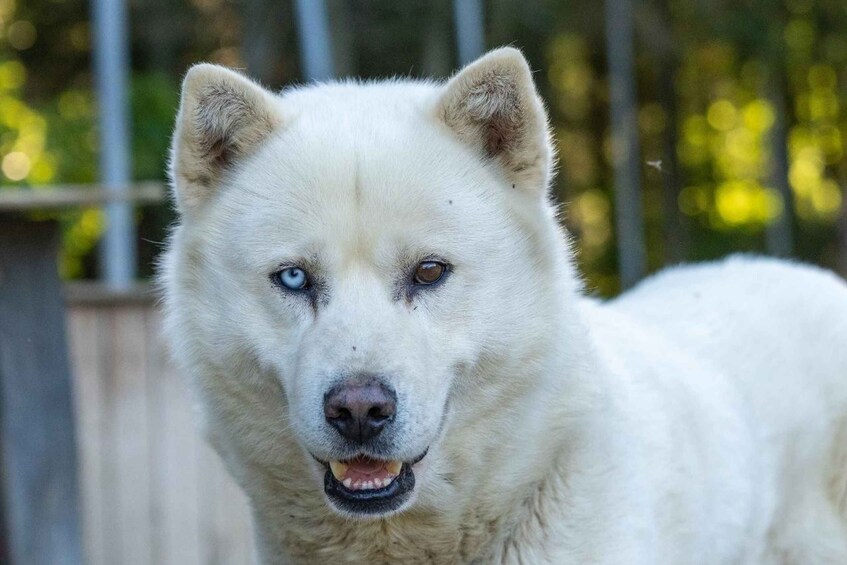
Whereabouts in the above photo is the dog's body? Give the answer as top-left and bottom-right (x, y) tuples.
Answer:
(161, 48), (847, 563)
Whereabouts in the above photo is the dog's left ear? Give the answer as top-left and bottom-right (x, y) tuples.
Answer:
(436, 47), (553, 192)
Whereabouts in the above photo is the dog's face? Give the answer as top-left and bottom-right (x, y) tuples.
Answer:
(165, 48), (558, 518)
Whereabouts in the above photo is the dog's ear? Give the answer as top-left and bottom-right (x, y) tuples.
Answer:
(169, 64), (282, 214)
(436, 47), (553, 192)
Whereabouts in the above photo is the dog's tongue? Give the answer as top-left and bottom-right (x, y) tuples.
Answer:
(329, 457), (403, 490)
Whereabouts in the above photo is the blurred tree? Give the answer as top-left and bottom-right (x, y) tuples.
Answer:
(639, 0), (687, 264)
(3, 0), (845, 288)
(244, 0), (293, 84)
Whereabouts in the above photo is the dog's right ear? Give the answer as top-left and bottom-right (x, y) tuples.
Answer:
(169, 64), (282, 215)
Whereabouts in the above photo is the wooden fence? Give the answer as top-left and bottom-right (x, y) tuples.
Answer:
(66, 289), (255, 564)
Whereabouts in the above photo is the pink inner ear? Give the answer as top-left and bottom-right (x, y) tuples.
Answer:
(483, 106), (523, 158)
(485, 123), (507, 157)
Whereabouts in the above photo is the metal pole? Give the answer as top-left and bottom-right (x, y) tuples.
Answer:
(454, 0), (485, 65)
(293, 0), (335, 81)
(765, 76), (794, 257)
(92, 0), (135, 288)
(605, 0), (647, 289)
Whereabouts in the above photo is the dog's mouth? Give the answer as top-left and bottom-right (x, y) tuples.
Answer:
(319, 450), (428, 516)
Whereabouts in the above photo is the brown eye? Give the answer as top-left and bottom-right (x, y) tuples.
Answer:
(413, 261), (447, 285)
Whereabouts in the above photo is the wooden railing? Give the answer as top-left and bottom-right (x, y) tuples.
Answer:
(0, 182), (166, 212)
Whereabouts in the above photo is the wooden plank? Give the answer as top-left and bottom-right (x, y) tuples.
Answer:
(0, 220), (83, 564)
(145, 308), (202, 565)
(111, 306), (153, 565)
(209, 445), (254, 565)
(196, 417), (255, 565)
(197, 439), (225, 565)
(96, 309), (122, 564)
(221, 461), (255, 564)
(64, 281), (155, 306)
(0, 182), (165, 212)
(67, 306), (107, 565)
(65, 301), (257, 563)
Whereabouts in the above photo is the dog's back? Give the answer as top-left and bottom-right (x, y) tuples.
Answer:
(611, 256), (847, 563)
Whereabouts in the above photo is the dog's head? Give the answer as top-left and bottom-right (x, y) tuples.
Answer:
(164, 48), (571, 519)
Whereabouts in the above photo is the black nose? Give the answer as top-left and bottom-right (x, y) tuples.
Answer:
(323, 379), (397, 443)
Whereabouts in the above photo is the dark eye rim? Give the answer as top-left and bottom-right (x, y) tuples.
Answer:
(412, 259), (451, 287)
(271, 266), (312, 291)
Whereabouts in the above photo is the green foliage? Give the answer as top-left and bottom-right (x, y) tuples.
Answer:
(3, 0), (846, 288)
(544, 0), (847, 294)
(130, 73), (180, 181)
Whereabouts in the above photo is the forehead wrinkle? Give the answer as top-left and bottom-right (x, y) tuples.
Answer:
(338, 147), (375, 269)
(354, 146), (363, 210)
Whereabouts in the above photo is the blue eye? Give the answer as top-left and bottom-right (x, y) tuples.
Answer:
(275, 267), (309, 290)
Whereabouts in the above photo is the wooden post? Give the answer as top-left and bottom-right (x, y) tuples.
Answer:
(0, 220), (83, 564)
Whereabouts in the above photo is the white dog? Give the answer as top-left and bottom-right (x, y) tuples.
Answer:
(160, 47), (847, 563)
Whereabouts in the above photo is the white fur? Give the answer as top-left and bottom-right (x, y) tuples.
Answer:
(160, 48), (847, 564)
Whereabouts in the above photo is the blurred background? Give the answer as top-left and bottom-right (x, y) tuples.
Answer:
(1, 0), (847, 564)
(4, 0), (847, 293)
